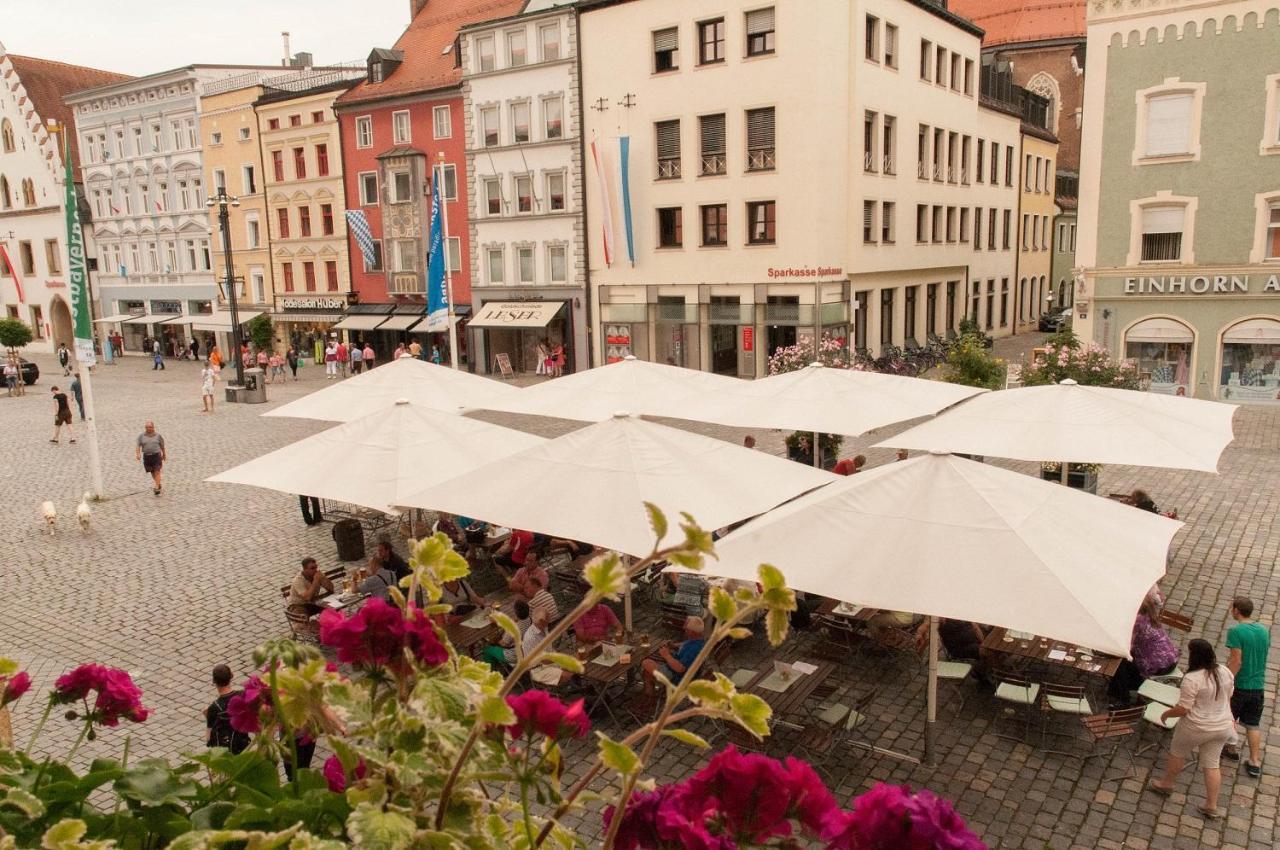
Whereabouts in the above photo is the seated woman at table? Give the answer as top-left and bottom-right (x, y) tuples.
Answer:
(440, 577), (485, 617)
(526, 607), (575, 687)
(641, 616), (706, 697)
(574, 602), (623, 646)
(1108, 597), (1180, 704)
(481, 599), (530, 670)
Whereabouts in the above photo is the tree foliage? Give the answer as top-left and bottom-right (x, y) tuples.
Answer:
(247, 314), (274, 352)
(0, 318), (33, 352)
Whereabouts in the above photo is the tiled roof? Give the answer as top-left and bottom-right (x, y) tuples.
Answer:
(949, 0), (1086, 48)
(4, 53), (132, 180)
(337, 0), (528, 107)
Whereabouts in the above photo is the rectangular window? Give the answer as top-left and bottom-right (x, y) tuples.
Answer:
(974, 206), (983, 249)
(271, 150), (284, 181)
(880, 288), (894, 346)
(316, 144), (329, 177)
(932, 128), (943, 179)
(656, 119), (681, 178)
(1267, 203), (1280, 259)
(746, 7), (775, 56)
(1022, 213), (1030, 250)
(484, 178), (502, 215)
(917, 124), (928, 177)
(1005, 146), (1014, 186)
(699, 114), (726, 175)
(698, 18), (725, 65)
(544, 96), (563, 139)
(293, 147), (306, 179)
(863, 200), (877, 244)
(481, 106), (499, 147)
(964, 59), (974, 95)
(946, 206), (956, 242)
(882, 115), (896, 174)
(947, 131), (958, 181)
(440, 164), (457, 201)
(701, 204), (728, 246)
(321, 203), (334, 236)
(303, 261), (316, 292)
(959, 207), (970, 243)
(747, 200), (776, 244)
(990, 140), (999, 184)
(935, 47), (947, 87)
(884, 24), (898, 68)
(433, 105), (452, 139)
(904, 285), (917, 342)
(920, 40), (932, 81)
(325, 260), (338, 292)
(540, 23), (561, 61)
(926, 283), (938, 338)
(486, 247), (504, 284)
(282, 262), (295, 292)
(289, 114), (302, 128)
(654, 27), (679, 72)
(881, 201), (895, 243)
(359, 172), (378, 205)
(392, 111), (411, 144)
(242, 165), (256, 194)
(547, 172), (566, 211)
(395, 240), (417, 273)
(854, 290), (869, 351)
(976, 139), (985, 182)
(946, 281), (957, 333)
(277, 208), (290, 239)
(515, 175), (532, 213)
(44, 239), (61, 274)
(658, 207), (683, 247)
(950, 54), (961, 92)
(311, 110), (324, 124)
(864, 111), (878, 173)
(517, 246), (535, 283)
(988, 208), (997, 250)
(209, 130), (219, 147)
(1002, 209), (1012, 249)
(1025, 154), (1033, 191)
(213, 169), (227, 193)
(1144, 92), (1194, 157)
(1140, 205), (1185, 261)
(960, 136), (970, 184)
(916, 204), (927, 243)
(512, 102), (531, 143)
(246, 216), (260, 248)
(507, 29), (528, 67)
(549, 244), (567, 282)
(1000, 279), (1009, 326)
(865, 15), (880, 62)
(364, 240), (383, 272)
(355, 116), (372, 148)
(985, 280), (995, 330)
(476, 35), (496, 72)
(266, 118), (280, 131)
(932, 205), (942, 243)
(392, 172), (412, 203)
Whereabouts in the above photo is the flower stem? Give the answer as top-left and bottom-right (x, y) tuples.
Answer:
(65, 718), (92, 761)
(23, 698), (54, 755)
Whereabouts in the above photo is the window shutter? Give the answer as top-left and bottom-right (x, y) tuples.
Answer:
(1141, 205), (1184, 234)
(1144, 93), (1193, 156)
(746, 107), (774, 148)
(863, 201), (874, 228)
(656, 120), (681, 158)
(746, 7), (775, 35)
(653, 28), (678, 52)
(700, 114), (726, 154)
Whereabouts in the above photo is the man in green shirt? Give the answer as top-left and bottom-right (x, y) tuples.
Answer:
(1225, 596), (1269, 777)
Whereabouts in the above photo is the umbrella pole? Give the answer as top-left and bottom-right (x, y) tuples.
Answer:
(925, 615), (939, 766)
(1060, 460), (1069, 487)
(812, 431), (820, 469)
(623, 555), (633, 632)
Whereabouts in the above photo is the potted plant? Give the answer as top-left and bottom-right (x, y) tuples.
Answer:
(1040, 461), (1101, 494)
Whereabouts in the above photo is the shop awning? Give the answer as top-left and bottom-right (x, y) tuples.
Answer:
(377, 314), (425, 331)
(1125, 317), (1193, 343)
(469, 301), (564, 329)
(333, 314), (389, 331)
(273, 312), (346, 324)
(93, 314), (137, 324)
(1224, 318), (1280, 343)
(188, 311), (264, 331)
(121, 313), (179, 325)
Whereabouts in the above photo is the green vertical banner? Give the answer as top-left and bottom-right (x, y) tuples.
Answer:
(64, 140), (94, 365)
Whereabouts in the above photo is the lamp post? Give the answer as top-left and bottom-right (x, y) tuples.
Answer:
(206, 190), (243, 387)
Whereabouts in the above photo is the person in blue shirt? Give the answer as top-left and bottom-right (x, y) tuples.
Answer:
(642, 616), (706, 697)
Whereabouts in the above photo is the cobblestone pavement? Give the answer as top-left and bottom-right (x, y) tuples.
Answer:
(1, 334), (1277, 850)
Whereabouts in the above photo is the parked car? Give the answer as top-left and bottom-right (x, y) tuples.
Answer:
(16, 358), (39, 386)
(1038, 307), (1072, 333)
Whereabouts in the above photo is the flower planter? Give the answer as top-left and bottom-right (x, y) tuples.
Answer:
(1040, 466), (1098, 494)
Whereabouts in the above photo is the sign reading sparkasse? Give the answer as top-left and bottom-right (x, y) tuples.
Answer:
(767, 266), (845, 279)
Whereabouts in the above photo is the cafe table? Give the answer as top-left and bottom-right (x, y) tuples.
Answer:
(981, 627), (1122, 678)
(738, 657), (837, 732)
(577, 637), (662, 724)
(444, 601), (513, 657)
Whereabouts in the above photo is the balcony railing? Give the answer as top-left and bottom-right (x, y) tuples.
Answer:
(700, 153), (727, 176)
(657, 158), (682, 179)
(389, 273), (424, 294)
(883, 154), (895, 175)
(747, 148), (776, 171)
(917, 160), (928, 179)
(863, 151), (876, 172)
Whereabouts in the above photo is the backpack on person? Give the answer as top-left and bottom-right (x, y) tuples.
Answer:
(207, 691), (250, 753)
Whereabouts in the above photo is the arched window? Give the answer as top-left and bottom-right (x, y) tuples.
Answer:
(21, 178), (36, 206)
(1219, 318), (1280, 403)
(0, 175), (9, 210)
(0, 119), (14, 153)
(1026, 72), (1061, 135)
(1125, 317), (1194, 396)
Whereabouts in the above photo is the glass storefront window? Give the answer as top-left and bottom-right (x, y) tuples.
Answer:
(1219, 320), (1280, 404)
(1125, 340), (1192, 396)
(605, 323), (636, 363)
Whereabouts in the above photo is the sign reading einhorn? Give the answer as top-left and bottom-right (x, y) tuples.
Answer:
(1124, 274), (1280, 294)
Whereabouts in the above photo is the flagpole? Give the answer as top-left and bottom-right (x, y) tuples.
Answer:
(437, 153), (460, 370)
(55, 123), (105, 499)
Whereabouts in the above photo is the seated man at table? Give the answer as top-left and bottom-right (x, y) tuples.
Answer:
(376, 539), (411, 583)
(288, 557), (334, 616)
(441, 577), (485, 616)
(915, 618), (994, 680)
(575, 602), (623, 646)
(482, 600), (531, 670)
(526, 606), (574, 687)
(358, 556), (397, 602)
(494, 528), (536, 574)
(548, 537), (594, 560)
(867, 609), (917, 643)
(641, 616), (706, 697)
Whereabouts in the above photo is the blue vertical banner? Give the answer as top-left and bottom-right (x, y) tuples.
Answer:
(619, 136), (635, 265)
(425, 170), (448, 332)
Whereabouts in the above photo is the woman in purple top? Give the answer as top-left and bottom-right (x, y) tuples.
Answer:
(1109, 597), (1180, 703)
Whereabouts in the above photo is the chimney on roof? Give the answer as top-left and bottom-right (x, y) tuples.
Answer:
(281, 32), (291, 67)
(410, 0), (429, 19)
(290, 52), (314, 69)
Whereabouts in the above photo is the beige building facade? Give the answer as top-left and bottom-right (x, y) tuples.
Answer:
(1016, 128), (1058, 329)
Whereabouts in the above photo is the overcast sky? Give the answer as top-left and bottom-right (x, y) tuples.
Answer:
(3, 0), (412, 75)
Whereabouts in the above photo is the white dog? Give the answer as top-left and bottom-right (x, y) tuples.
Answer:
(40, 501), (57, 536)
(76, 493), (93, 534)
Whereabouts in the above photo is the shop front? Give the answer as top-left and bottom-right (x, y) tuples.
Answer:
(1218, 317), (1280, 404)
(273, 295), (350, 361)
(333, 305), (395, 353)
(1123, 317), (1194, 396)
(470, 300), (570, 375)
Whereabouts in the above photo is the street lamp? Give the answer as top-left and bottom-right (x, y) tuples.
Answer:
(206, 190), (243, 386)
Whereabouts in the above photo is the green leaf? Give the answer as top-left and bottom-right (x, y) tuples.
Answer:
(727, 627), (753, 640)
(757, 563), (786, 592)
(661, 728), (710, 749)
(596, 733), (639, 776)
(0, 787), (45, 818)
(347, 803), (417, 850)
(584, 553), (627, 598)
(730, 693), (772, 738)
(0, 658), (17, 677)
(644, 502), (668, 543)
(189, 801), (236, 831)
(543, 653), (584, 674)
(491, 612), (519, 643)
(685, 678), (729, 708)
(667, 551), (704, 571)
(477, 694), (516, 727)
(765, 608), (791, 647)
(113, 759), (201, 807)
(708, 587), (736, 624)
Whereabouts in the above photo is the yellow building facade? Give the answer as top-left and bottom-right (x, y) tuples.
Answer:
(1016, 129), (1059, 329)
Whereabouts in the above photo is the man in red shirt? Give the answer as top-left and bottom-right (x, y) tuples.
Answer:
(335, 340), (349, 378)
(574, 602), (622, 645)
(495, 529), (535, 573)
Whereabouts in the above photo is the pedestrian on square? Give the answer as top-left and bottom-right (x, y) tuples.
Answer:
(189, 337), (200, 361)
(350, 340), (364, 374)
(69, 373), (84, 420)
(409, 339), (423, 360)
(323, 339), (338, 379)
(152, 344), (166, 371)
(136, 420), (167, 495)
(200, 360), (218, 413)
(362, 341), (375, 370)
(431, 343), (442, 366)
(394, 342), (406, 360)
(1223, 596), (1269, 777)
(552, 342), (565, 377)
(285, 346), (299, 380)
(256, 348), (269, 375)
(57, 343), (71, 375)
(3, 359), (18, 397)
(209, 344), (222, 370)
(50, 386), (75, 444)
(336, 339), (349, 378)
(298, 494), (323, 525)
(204, 664), (248, 754)
(1148, 639), (1235, 819)
(535, 340), (549, 376)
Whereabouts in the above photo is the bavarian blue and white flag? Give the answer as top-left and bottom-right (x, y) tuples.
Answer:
(424, 174), (449, 332)
(345, 209), (378, 268)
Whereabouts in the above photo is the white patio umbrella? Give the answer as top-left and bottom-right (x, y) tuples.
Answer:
(208, 398), (546, 513)
(264, 355), (520, 423)
(878, 379), (1236, 473)
(480, 355), (744, 422)
(400, 413), (835, 626)
(685, 451), (1182, 763)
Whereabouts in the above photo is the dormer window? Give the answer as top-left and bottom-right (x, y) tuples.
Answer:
(371, 62), (384, 83)
(366, 49), (403, 84)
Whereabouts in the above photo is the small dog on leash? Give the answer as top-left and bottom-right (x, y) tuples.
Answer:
(40, 501), (57, 536)
(76, 493), (93, 534)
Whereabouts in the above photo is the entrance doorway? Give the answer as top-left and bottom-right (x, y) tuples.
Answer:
(709, 296), (741, 375)
(49, 296), (73, 352)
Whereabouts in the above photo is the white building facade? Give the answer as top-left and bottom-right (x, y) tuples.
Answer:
(579, 0), (1021, 375)
(461, 0), (587, 375)
(66, 65), (275, 354)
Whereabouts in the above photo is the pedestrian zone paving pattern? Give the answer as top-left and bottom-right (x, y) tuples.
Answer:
(0, 339), (1276, 850)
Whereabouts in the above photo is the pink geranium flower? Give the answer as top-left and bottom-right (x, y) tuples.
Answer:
(322, 754), (367, 792)
(227, 675), (268, 734)
(319, 599), (448, 672)
(52, 664), (149, 727)
(1, 671), (31, 706)
(505, 690), (590, 740)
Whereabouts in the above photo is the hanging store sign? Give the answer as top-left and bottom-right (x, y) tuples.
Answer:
(768, 266), (845, 279)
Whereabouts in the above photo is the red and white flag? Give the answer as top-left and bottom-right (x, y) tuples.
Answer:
(590, 137), (616, 267)
(0, 243), (25, 303)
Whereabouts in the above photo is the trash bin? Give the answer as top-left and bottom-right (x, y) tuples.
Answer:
(241, 368), (267, 404)
(333, 519), (365, 562)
